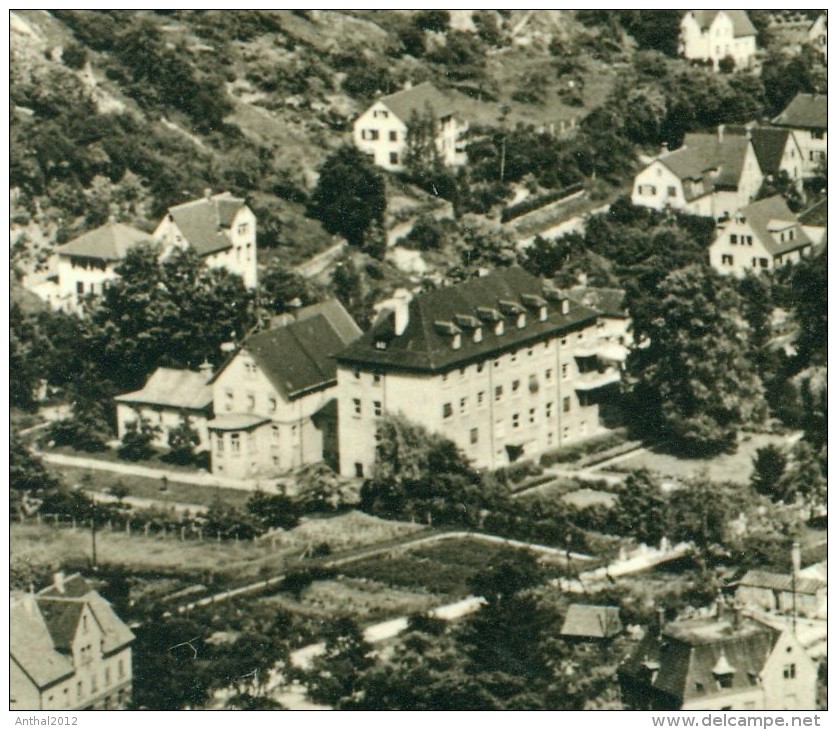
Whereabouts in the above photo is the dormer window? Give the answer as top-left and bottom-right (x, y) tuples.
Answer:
(539, 306), (547, 321)
(517, 313), (526, 329)
(495, 320), (504, 336)
(375, 339), (387, 350)
(474, 327), (483, 343)
(452, 333), (462, 350)
(712, 652), (736, 690)
(561, 299), (570, 315)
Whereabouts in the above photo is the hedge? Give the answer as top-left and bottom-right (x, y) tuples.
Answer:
(500, 182), (584, 223)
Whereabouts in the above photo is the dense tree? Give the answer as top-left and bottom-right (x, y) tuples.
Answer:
(619, 10), (682, 56)
(626, 265), (767, 455)
(613, 469), (668, 545)
(10, 433), (59, 495)
(750, 445), (788, 502)
(790, 249), (827, 368)
(667, 478), (733, 548)
(307, 146), (386, 248)
(304, 617), (374, 706)
(166, 412), (201, 465)
(117, 417), (161, 462)
(246, 489), (299, 530)
(414, 10), (450, 33)
(259, 260), (320, 315)
(779, 441), (826, 507)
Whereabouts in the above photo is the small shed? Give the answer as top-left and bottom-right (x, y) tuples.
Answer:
(561, 604), (622, 641)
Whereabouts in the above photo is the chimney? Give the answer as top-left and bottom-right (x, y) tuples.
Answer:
(53, 571), (65, 594)
(791, 540), (801, 577)
(577, 272), (588, 286)
(561, 298), (570, 315)
(661, 141), (669, 155)
(404, 80), (413, 90)
(199, 360), (213, 382)
(204, 187), (213, 200)
(392, 290), (413, 336)
(717, 124), (725, 143)
(656, 606), (666, 638)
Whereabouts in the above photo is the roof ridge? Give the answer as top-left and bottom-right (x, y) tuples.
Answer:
(286, 314), (335, 385)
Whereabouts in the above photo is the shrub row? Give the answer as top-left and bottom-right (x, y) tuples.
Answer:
(540, 429), (628, 467)
(500, 182), (584, 223)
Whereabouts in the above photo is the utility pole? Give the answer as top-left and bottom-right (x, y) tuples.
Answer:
(498, 103), (510, 184)
(90, 506), (97, 570)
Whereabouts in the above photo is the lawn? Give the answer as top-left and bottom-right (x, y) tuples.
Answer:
(611, 432), (799, 485)
(48, 464), (252, 510)
(296, 577), (442, 621)
(339, 536), (571, 598)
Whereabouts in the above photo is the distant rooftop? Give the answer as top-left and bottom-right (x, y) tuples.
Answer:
(772, 93), (828, 130)
(166, 192), (248, 256)
(56, 222), (154, 262)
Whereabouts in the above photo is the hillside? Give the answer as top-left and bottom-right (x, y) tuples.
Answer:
(9, 9), (625, 273)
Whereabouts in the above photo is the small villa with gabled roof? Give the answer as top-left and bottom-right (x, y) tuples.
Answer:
(709, 195), (814, 276)
(352, 81), (468, 171)
(679, 10), (757, 71)
(771, 93), (828, 178)
(153, 190), (258, 289)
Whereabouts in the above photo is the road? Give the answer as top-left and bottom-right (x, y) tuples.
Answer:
(293, 241), (346, 278)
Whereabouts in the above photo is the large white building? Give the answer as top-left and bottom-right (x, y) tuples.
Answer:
(679, 10), (758, 70)
(353, 82), (468, 171)
(334, 268), (621, 477)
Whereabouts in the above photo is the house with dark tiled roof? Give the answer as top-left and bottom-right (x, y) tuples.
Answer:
(618, 608), (816, 710)
(709, 195), (814, 276)
(208, 299), (361, 479)
(44, 221), (155, 314)
(772, 93), (828, 178)
(10, 572), (134, 711)
(352, 81), (468, 170)
(153, 190), (258, 288)
(632, 127), (764, 220)
(561, 604), (622, 641)
(114, 364), (215, 452)
(335, 267), (620, 476)
(679, 10), (757, 70)
(726, 125), (804, 190)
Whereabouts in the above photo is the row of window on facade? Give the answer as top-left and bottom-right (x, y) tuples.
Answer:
(637, 184), (679, 197)
(225, 389), (278, 413)
(361, 129), (399, 142)
(442, 394), (574, 420)
(76, 280), (109, 295)
(721, 255), (771, 268)
(214, 425), (298, 454)
(46, 657), (127, 707)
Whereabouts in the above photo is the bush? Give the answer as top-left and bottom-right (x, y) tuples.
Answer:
(540, 431), (627, 467)
(500, 183), (584, 223)
(279, 567), (338, 598)
(62, 42), (88, 70)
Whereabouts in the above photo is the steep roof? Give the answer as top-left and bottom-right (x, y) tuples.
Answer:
(689, 10), (757, 38)
(737, 570), (825, 596)
(772, 93), (828, 130)
(167, 192), (247, 256)
(561, 604), (623, 639)
(9, 594), (74, 689)
(798, 197), (827, 227)
(657, 133), (751, 199)
(11, 574), (134, 690)
(114, 367), (213, 411)
(336, 267), (599, 373)
(567, 286), (627, 319)
(726, 126), (793, 176)
(728, 195), (812, 256)
(55, 222), (154, 262)
(619, 614), (780, 706)
(378, 82), (458, 122)
(294, 297), (364, 345)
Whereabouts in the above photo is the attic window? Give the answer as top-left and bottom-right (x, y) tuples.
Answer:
(517, 313), (526, 329)
(473, 327), (483, 343)
(495, 320), (505, 336)
(375, 340), (387, 350)
(561, 299), (570, 315)
(452, 334), (462, 350)
(539, 306), (547, 322)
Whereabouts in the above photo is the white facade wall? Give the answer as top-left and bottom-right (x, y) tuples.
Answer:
(209, 351), (333, 479)
(791, 129), (827, 177)
(352, 100), (468, 172)
(680, 12), (756, 70)
(631, 161), (687, 211)
(337, 323), (606, 477)
(55, 255), (120, 314)
(760, 630), (818, 710)
(115, 403), (210, 451)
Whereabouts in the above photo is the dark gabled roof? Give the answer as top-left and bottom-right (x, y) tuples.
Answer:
(567, 286), (627, 319)
(726, 126), (794, 176)
(114, 367), (213, 411)
(336, 267), (599, 373)
(729, 195), (812, 256)
(38, 574), (93, 599)
(772, 93), (828, 130)
(34, 600), (84, 652)
(657, 133), (751, 199)
(9, 595), (74, 689)
(688, 10), (757, 37)
(798, 197), (827, 227)
(737, 570), (825, 596)
(378, 81), (458, 123)
(294, 297), (364, 345)
(55, 222), (154, 262)
(561, 604), (622, 639)
(619, 615), (780, 706)
(167, 192), (247, 256)
(245, 314), (347, 398)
